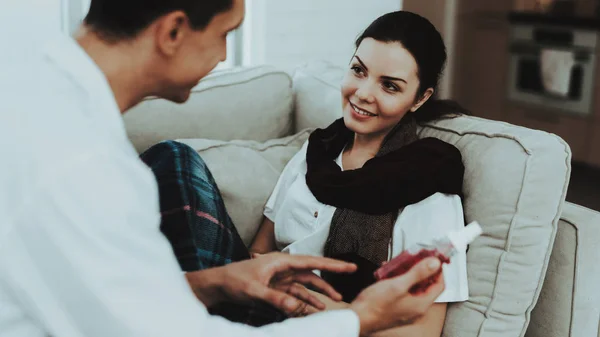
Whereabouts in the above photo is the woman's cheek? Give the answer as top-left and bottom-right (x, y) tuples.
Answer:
(340, 75), (356, 96)
(391, 95), (415, 116)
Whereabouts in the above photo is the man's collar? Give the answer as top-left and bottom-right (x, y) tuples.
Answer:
(43, 33), (129, 144)
(43, 34), (120, 114)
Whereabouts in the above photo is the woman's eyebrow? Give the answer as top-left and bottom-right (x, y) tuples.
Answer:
(381, 75), (407, 84)
(354, 56), (407, 84)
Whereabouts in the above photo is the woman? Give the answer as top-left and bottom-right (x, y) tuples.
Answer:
(249, 11), (469, 336)
(142, 10), (466, 334)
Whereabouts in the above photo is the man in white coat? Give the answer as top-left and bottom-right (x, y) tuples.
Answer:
(0, 0), (445, 336)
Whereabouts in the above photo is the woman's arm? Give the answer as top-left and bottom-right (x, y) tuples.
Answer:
(307, 289), (447, 337)
(371, 303), (446, 337)
(249, 217), (277, 255)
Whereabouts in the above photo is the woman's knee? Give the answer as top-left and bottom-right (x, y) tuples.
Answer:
(150, 140), (197, 157)
(142, 140), (208, 169)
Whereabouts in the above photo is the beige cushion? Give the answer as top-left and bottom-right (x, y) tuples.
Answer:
(176, 130), (312, 246)
(525, 202), (600, 337)
(293, 61), (345, 132)
(124, 66), (295, 153)
(291, 61), (571, 337)
(419, 117), (570, 337)
(526, 217), (575, 337)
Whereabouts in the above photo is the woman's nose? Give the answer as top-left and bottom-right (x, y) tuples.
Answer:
(355, 84), (375, 103)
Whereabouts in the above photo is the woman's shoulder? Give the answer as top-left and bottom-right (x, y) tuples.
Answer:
(398, 193), (464, 236)
(417, 192), (462, 207)
(403, 193), (463, 223)
(280, 139), (310, 174)
(415, 192), (460, 210)
(413, 137), (462, 159)
(295, 139), (310, 163)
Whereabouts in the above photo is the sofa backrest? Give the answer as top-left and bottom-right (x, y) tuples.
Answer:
(292, 61), (572, 337)
(123, 66), (295, 153)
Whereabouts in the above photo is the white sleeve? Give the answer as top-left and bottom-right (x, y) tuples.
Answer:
(1, 148), (359, 337)
(393, 193), (469, 303)
(263, 140), (309, 222)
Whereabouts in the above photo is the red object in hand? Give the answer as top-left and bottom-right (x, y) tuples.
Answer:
(374, 222), (483, 294)
(373, 248), (450, 294)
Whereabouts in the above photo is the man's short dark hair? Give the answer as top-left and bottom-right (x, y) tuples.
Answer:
(84, 0), (234, 41)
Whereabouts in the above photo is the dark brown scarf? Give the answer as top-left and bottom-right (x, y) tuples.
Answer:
(305, 117), (464, 301)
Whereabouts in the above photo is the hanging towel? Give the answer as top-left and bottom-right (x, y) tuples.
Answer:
(540, 48), (575, 97)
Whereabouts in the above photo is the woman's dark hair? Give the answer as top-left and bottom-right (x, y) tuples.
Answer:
(356, 11), (469, 122)
(84, 0), (234, 42)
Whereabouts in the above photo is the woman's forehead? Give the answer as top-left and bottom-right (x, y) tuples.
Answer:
(354, 38), (418, 80)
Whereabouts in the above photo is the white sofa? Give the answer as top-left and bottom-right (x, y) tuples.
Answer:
(123, 62), (600, 337)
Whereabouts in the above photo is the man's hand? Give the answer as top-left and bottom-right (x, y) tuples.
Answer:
(252, 249), (321, 316)
(350, 257), (445, 336)
(185, 252), (356, 316)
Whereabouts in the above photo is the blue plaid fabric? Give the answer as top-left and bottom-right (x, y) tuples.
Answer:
(140, 140), (285, 326)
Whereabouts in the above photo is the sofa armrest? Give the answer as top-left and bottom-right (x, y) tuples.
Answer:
(526, 202), (600, 337)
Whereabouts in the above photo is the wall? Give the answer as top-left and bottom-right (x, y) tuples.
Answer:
(402, 0), (457, 99)
(243, 0), (403, 70)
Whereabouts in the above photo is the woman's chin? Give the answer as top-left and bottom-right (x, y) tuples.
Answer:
(343, 114), (373, 134)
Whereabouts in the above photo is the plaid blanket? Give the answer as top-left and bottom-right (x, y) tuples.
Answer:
(140, 140), (285, 326)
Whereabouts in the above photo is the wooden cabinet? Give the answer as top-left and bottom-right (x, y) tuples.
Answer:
(453, 0), (512, 121)
(462, 28), (510, 121)
(585, 51), (600, 166)
(451, 0), (600, 167)
(506, 105), (590, 161)
(587, 123), (600, 167)
(513, 0), (538, 11)
(458, 0), (513, 15)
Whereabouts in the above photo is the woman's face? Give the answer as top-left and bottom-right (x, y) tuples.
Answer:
(341, 38), (432, 139)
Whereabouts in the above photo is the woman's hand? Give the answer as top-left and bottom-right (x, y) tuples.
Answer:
(185, 252), (356, 316)
(349, 257), (445, 336)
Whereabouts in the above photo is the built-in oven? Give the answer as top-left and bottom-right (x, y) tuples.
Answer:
(507, 24), (598, 116)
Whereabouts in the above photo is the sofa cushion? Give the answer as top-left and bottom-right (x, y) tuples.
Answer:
(293, 61), (345, 132)
(526, 202), (600, 337)
(291, 61), (571, 337)
(176, 130), (312, 246)
(419, 117), (570, 337)
(124, 66), (295, 153)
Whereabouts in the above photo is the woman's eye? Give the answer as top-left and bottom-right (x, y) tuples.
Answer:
(351, 66), (365, 76)
(383, 81), (399, 92)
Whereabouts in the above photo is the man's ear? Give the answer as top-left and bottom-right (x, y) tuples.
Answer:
(411, 88), (434, 112)
(154, 11), (189, 57)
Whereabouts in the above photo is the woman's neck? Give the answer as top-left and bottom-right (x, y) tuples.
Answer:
(343, 131), (388, 170)
(348, 132), (387, 157)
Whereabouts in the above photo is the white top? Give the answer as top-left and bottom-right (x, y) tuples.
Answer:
(265, 142), (469, 303)
(0, 34), (360, 337)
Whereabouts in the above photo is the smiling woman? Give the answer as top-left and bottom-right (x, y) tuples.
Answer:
(249, 10), (470, 337)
